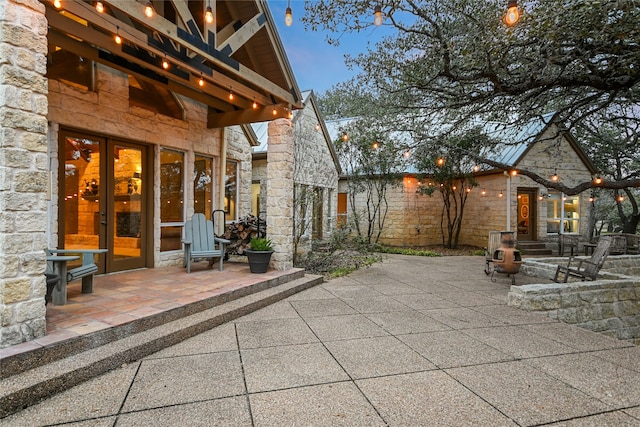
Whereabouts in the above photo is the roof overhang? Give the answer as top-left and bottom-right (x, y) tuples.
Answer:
(45, 0), (302, 127)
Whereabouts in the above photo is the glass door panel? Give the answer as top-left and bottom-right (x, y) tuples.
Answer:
(62, 135), (105, 270)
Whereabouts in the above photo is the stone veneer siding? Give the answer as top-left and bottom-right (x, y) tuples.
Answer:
(340, 123), (593, 248)
(0, 0), (49, 347)
(266, 119), (294, 270)
(511, 256), (640, 343)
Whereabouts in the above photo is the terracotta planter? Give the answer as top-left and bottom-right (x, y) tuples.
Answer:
(245, 249), (273, 273)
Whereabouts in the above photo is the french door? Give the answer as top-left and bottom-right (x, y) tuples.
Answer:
(59, 129), (151, 273)
(517, 188), (537, 241)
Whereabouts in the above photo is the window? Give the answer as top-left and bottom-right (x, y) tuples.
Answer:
(160, 149), (184, 251)
(194, 155), (213, 219)
(225, 160), (238, 221)
(547, 191), (580, 234)
(47, 47), (94, 91)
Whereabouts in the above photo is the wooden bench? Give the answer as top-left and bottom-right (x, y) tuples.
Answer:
(46, 248), (108, 305)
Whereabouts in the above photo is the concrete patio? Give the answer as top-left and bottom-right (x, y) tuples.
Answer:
(2, 254), (640, 426)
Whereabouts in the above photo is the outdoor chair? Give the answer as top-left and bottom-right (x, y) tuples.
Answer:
(558, 234), (579, 257)
(484, 231), (503, 275)
(183, 213), (230, 273)
(553, 236), (612, 283)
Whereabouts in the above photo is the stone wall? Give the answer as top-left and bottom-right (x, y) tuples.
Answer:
(46, 64), (254, 268)
(341, 123), (594, 249)
(511, 256), (640, 343)
(0, 0), (49, 347)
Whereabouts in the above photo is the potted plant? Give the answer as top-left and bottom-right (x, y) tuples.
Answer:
(245, 237), (273, 273)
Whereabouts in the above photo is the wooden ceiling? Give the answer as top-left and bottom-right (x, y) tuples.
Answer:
(45, 0), (302, 127)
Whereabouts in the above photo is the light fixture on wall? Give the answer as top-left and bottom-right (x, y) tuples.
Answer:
(374, 5), (383, 26)
(285, 0), (293, 26)
(205, 2), (214, 24)
(504, 0), (520, 26)
(95, 1), (104, 13)
(114, 26), (122, 45)
(144, 1), (154, 18)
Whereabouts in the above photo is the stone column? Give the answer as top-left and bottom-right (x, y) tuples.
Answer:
(0, 0), (49, 348)
(266, 119), (294, 270)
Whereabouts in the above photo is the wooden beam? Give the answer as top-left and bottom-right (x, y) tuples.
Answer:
(218, 13), (265, 56)
(104, 0), (299, 106)
(207, 104), (291, 128)
(48, 2), (270, 108)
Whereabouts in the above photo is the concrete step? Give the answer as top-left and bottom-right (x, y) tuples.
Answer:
(0, 273), (323, 418)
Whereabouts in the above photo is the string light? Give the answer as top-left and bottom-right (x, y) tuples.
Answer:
(198, 74), (205, 87)
(285, 0), (293, 26)
(504, 0), (520, 26)
(272, 105), (277, 116)
(114, 26), (122, 45)
(510, 170), (517, 176)
(95, 1), (104, 13)
(473, 164), (479, 172)
(162, 55), (169, 69)
(342, 133), (349, 142)
(53, 0), (61, 8)
(228, 89), (234, 101)
(252, 98), (258, 109)
(436, 157), (445, 167)
(373, 5), (383, 26)
(593, 176), (603, 185)
(205, 3), (214, 24)
(315, 123), (321, 131)
(551, 169), (559, 182)
(144, 1), (154, 18)
(372, 141), (379, 150)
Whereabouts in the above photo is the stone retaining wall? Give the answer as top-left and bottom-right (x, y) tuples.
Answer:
(510, 256), (640, 343)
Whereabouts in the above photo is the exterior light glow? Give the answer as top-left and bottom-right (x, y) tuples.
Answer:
(95, 1), (104, 13)
(199, 74), (204, 87)
(510, 170), (517, 176)
(473, 164), (479, 172)
(551, 170), (559, 182)
(285, 1), (293, 26)
(144, 1), (154, 18)
(252, 99), (258, 109)
(114, 26), (122, 44)
(594, 176), (603, 185)
(272, 105), (277, 116)
(372, 141), (379, 150)
(504, 0), (520, 26)
(53, 0), (61, 8)
(342, 133), (348, 141)
(374, 5), (383, 26)
(205, 5), (214, 24)
(162, 55), (169, 69)
(436, 157), (445, 167)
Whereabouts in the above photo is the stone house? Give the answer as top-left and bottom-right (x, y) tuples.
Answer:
(251, 90), (341, 259)
(330, 115), (597, 249)
(1, 0), (302, 347)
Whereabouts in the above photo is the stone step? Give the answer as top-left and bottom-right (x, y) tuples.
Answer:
(517, 241), (553, 256)
(0, 274), (323, 418)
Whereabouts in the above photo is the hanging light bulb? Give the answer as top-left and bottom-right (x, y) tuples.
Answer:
(342, 133), (349, 141)
(510, 170), (518, 176)
(504, 0), (520, 26)
(498, 190), (504, 198)
(287, 109), (293, 119)
(53, 0), (61, 8)
(551, 170), (559, 182)
(618, 195), (625, 202)
(252, 98), (258, 109)
(373, 5), (383, 26)
(372, 141), (379, 150)
(144, 1), (154, 18)
(114, 26), (122, 45)
(198, 74), (205, 87)
(403, 150), (411, 158)
(205, 3), (214, 24)
(162, 55), (169, 69)
(436, 157), (445, 167)
(228, 88), (234, 101)
(95, 1), (104, 13)
(272, 105), (278, 116)
(481, 189), (487, 196)
(589, 192), (595, 203)
(473, 164), (479, 172)
(315, 123), (321, 131)
(285, 0), (293, 26)
(593, 176), (603, 185)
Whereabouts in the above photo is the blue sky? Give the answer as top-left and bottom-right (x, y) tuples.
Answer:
(269, 1), (391, 94)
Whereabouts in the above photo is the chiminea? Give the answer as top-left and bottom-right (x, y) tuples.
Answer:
(492, 231), (522, 285)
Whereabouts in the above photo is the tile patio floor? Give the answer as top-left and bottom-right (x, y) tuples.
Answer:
(0, 259), (295, 360)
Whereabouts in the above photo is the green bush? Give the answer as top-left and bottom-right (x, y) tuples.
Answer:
(376, 246), (441, 257)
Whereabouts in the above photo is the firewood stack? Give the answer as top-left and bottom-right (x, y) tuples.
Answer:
(223, 214), (267, 255)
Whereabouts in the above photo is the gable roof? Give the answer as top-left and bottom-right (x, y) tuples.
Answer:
(325, 114), (596, 175)
(46, 0), (301, 128)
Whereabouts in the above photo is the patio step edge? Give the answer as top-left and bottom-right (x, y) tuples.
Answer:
(0, 274), (323, 419)
(0, 268), (305, 381)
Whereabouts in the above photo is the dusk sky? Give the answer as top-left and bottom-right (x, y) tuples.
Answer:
(269, 1), (392, 94)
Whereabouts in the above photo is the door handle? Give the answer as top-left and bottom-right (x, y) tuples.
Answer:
(101, 221), (107, 225)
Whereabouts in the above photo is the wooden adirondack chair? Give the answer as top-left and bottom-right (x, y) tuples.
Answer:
(183, 213), (230, 273)
(553, 236), (612, 283)
(484, 231), (503, 275)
